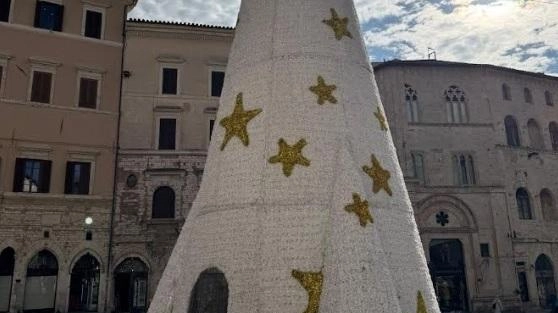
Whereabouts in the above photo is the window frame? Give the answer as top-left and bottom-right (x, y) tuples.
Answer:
(81, 5), (106, 40)
(155, 116), (179, 150)
(0, 0), (14, 23)
(546, 91), (554, 107)
(64, 161), (93, 195)
(445, 86), (468, 124)
(34, 0), (64, 31)
(28, 66), (56, 105)
(524, 87), (533, 104)
(208, 66), (226, 98)
(452, 152), (477, 186)
(151, 186), (176, 219)
(516, 188), (533, 220)
(207, 117), (216, 147)
(502, 83), (512, 101)
(410, 151), (425, 184)
(159, 64), (180, 96)
(76, 71), (102, 110)
(13, 158), (52, 193)
(405, 84), (420, 123)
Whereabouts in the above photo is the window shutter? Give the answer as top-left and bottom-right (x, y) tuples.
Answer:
(85, 10), (103, 39)
(80, 163), (91, 194)
(40, 160), (52, 193)
(159, 119), (176, 150)
(34, 1), (41, 27)
(64, 162), (72, 194)
(54, 4), (63, 31)
(12, 158), (24, 192)
(211, 71), (225, 97)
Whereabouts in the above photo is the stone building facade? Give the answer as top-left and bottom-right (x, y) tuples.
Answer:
(0, 1), (135, 313)
(375, 60), (558, 313)
(111, 19), (233, 313)
(116, 21), (558, 313)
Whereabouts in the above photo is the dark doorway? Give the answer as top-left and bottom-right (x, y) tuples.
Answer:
(114, 258), (148, 313)
(535, 254), (557, 308)
(429, 239), (469, 313)
(0, 248), (15, 312)
(188, 268), (228, 313)
(24, 250), (58, 313)
(69, 254), (100, 312)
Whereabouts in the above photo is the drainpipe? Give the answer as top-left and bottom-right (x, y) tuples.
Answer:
(105, 2), (134, 312)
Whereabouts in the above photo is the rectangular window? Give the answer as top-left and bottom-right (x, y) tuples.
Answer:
(411, 152), (425, 184)
(84, 9), (103, 39)
(64, 162), (91, 195)
(161, 68), (178, 95)
(13, 158), (52, 193)
(480, 243), (490, 257)
(30, 71), (53, 104)
(0, 0), (11, 22)
(211, 71), (225, 97)
(158, 118), (176, 150)
(453, 153), (476, 186)
(34, 1), (64, 31)
(78, 77), (99, 109)
(209, 119), (215, 141)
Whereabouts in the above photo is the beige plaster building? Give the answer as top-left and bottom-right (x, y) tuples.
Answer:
(112, 19), (233, 313)
(0, 1), (135, 313)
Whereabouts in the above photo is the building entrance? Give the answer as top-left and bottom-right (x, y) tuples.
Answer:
(535, 254), (556, 309)
(114, 258), (148, 313)
(429, 239), (469, 313)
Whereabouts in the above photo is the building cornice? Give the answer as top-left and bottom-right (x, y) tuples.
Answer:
(126, 20), (234, 42)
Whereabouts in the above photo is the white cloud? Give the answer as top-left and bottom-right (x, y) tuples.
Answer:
(129, 0), (558, 75)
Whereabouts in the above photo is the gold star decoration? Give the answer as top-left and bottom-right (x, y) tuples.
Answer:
(292, 270), (323, 313)
(374, 107), (388, 131)
(344, 193), (374, 227)
(219, 93), (262, 151)
(322, 8), (353, 40)
(269, 139), (311, 177)
(309, 76), (337, 105)
(416, 291), (428, 313)
(362, 154), (393, 196)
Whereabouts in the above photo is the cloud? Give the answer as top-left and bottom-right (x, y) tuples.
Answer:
(129, 0), (558, 76)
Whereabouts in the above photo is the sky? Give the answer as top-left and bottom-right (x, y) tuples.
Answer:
(129, 0), (558, 76)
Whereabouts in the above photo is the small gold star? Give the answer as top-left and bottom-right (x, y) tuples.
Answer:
(292, 270), (323, 313)
(362, 154), (393, 196)
(416, 291), (428, 313)
(309, 76), (337, 105)
(344, 193), (374, 227)
(323, 8), (353, 40)
(374, 107), (388, 131)
(219, 93), (262, 151)
(269, 139), (310, 177)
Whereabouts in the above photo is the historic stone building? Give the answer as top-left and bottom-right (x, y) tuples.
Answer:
(375, 60), (558, 313)
(115, 21), (558, 313)
(0, 1), (135, 313)
(111, 19), (233, 313)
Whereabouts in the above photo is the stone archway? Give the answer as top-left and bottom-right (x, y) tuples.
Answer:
(535, 254), (557, 308)
(68, 253), (101, 312)
(188, 268), (228, 313)
(114, 258), (148, 313)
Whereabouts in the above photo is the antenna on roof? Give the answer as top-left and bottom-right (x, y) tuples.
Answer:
(427, 47), (437, 60)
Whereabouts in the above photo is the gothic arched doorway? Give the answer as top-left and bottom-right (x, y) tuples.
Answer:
(24, 250), (59, 313)
(69, 254), (101, 312)
(0, 248), (15, 312)
(114, 258), (148, 313)
(429, 239), (469, 313)
(535, 254), (557, 308)
(188, 268), (228, 313)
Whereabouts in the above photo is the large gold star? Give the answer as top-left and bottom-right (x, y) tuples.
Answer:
(292, 270), (323, 313)
(344, 193), (374, 227)
(374, 107), (388, 131)
(309, 76), (337, 105)
(416, 291), (428, 313)
(362, 154), (393, 196)
(269, 139), (310, 177)
(219, 93), (262, 151)
(323, 8), (353, 40)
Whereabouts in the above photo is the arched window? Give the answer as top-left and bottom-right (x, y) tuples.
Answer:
(152, 186), (175, 219)
(505, 116), (521, 147)
(405, 84), (419, 123)
(411, 152), (425, 184)
(114, 258), (148, 313)
(528, 119), (545, 150)
(549, 122), (558, 151)
(502, 83), (512, 100)
(452, 153), (476, 185)
(541, 189), (556, 221)
(546, 91), (554, 106)
(445, 86), (468, 123)
(188, 268), (228, 313)
(524, 88), (533, 103)
(24, 250), (58, 313)
(516, 188), (533, 220)
(535, 254), (557, 308)
(69, 254), (100, 312)
(0, 248), (15, 312)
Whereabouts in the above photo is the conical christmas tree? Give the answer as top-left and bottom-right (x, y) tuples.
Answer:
(148, 1), (440, 313)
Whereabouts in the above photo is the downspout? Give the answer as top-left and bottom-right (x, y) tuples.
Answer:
(105, 2), (133, 312)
